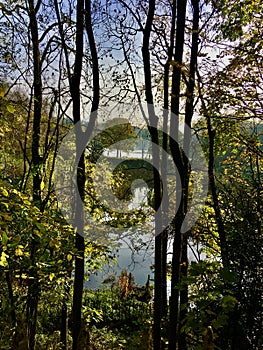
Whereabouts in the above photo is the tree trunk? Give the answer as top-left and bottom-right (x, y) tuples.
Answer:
(179, 2), (200, 348)
(70, 1), (85, 348)
(168, 0), (187, 349)
(55, 0), (99, 346)
(27, 1), (43, 348)
(141, 2), (167, 350)
(160, 0), (177, 328)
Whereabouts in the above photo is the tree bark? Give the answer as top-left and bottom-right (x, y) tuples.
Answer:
(168, 1), (187, 349)
(141, 2), (165, 350)
(160, 0), (177, 327)
(70, 2), (85, 349)
(27, 1), (43, 348)
(179, 2), (200, 348)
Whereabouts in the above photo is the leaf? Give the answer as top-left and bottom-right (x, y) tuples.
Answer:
(6, 104), (15, 114)
(1, 188), (8, 197)
(40, 181), (45, 191)
(0, 252), (9, 267)
(67, 254), (73, 262)
(33, 229), (42, 238)
(15, 247), (23, 256)
(49, 239), (55, 248)
(49, 273), (55, 281)
(1, 202), (8, 209)
(36, 222), (45, 232)
(2, 232), (8, 245)
(221, 295), (237, 311)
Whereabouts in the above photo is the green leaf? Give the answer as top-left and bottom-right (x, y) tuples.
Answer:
(221, 295), (237, 311)
(2, 232), (8, 245)
(35, 222), (45, 232)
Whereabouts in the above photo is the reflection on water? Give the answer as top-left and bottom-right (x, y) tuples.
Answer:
(86, 152), (203, 291)
(86, 184), (155, 288)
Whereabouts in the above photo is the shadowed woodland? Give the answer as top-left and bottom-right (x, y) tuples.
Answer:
(0, 0), (262, 349)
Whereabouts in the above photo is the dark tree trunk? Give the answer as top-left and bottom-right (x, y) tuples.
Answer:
(160, 0), (177, 328)
(168, 1), (187, 349)
(27, 1), (43, 348)
(141, 2), (166, 350)
(54, 0), (98, 347)
(70, 2), (85, 349)
(178, 235), (188, 350)
(179, 2), (200, 349)
(5, 271), (16, 325)
(60, 302), (68, 350)
(85, 0), (100, 115)
(56, 0), (99, 348)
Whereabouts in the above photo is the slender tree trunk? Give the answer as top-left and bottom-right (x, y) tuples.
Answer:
(179, 2), (200, 348)
(160, 0), (177, 329)
(85, 0), (100, 115)
(71, 2), (100, 347)
(70, 2), (85, 349)
(28, 0), (42, 205)
(5, 271), (16, 325)
(168, 1), (187, 349)
(60, 302), (68, 350)
(27, 1), (43, 348)
(59, 1), (99, 348)
(141, 2), (166, 350)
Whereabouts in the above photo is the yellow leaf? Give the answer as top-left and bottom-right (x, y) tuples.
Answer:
(49, 239), (55, 248)
(15, 247), (23, 256)
(67, 254), (72, 262)
(54, 241), (61, 249)
(6, 104), (15, 114)
(40, 181), (45, 191)
(2, 188), (8, 197)
(33, 229), (42, 238)
(2, 202), (8, 209)
(0, 252), (9, 267)
(49, 273), (55, 281)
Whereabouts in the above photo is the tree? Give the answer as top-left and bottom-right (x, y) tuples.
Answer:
(54, 0), (100, 347)
(100, 1), (202, 348)
(193, 2), (263, 343)
(1, 0), (101, 347)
